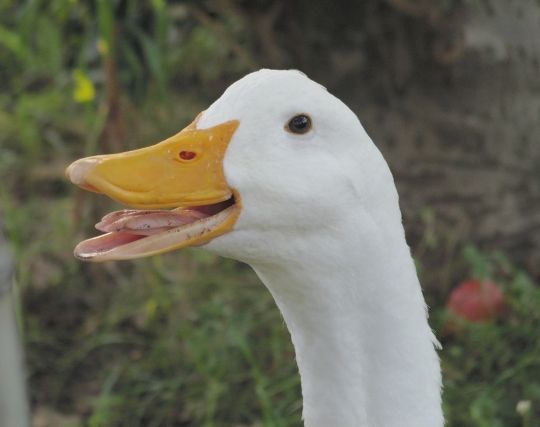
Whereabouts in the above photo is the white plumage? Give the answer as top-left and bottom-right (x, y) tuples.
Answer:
(68, 69), (443, 427)
(202, 70), (443, 427)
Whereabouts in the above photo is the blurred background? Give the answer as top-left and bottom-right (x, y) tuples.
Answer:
(1, 0), (540, 426)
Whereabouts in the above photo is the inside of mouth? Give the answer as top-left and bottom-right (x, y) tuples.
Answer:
(77, 196), (236, 256)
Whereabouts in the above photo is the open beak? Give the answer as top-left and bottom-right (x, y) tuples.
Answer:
(66, 117), (241, 262)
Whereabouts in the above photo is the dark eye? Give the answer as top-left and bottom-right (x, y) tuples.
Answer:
(286, 114), (312, 134)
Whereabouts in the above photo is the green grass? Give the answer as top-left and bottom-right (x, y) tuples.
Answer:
(11, 200), (539, 426)
(23, 248), (301, 426)
(1, 1), (540, 426)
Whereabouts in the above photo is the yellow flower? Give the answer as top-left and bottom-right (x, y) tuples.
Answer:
(97, 38), (109, 57)
(72, 69), (95, 103)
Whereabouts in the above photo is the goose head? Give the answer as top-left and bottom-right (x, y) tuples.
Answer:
(67, 69), (443, 426)
(67, 69), (399, 268)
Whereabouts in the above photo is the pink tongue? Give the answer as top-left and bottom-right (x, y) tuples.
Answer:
(80, 232), (146, 255)
(96, 209), (209, 236)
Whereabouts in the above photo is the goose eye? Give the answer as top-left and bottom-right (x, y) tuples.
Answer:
(286, 114), (312, 134)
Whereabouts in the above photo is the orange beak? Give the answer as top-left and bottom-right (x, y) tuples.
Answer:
(66, 117), (241, 261)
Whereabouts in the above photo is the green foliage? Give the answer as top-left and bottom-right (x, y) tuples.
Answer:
(437, 249), (540, 427)
(1, 1), (539, 426)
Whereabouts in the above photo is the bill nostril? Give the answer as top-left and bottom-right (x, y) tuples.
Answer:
(179, 151), (197, 161)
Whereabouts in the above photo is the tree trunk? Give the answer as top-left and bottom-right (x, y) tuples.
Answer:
(361, 0), (540, 281)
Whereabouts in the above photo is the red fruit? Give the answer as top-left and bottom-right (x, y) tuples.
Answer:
(446, 279), (505, 322)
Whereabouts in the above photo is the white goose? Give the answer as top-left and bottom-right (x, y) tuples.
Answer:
(67, 69), (443, 427)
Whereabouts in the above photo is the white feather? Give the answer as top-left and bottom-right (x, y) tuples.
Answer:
(199, 69), (443, 427)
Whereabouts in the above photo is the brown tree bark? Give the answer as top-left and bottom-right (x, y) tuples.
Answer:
(359, 0), (540, 280)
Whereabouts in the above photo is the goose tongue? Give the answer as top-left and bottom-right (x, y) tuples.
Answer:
(96, 209), (209, 236)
